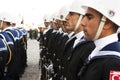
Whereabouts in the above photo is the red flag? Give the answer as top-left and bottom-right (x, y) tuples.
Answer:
(109, 70), (120, 80)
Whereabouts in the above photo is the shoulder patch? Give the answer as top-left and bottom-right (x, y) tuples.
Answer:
(110, 70), (120, 80)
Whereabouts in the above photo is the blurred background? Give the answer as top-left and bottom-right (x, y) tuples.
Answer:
(0, 0), (73, 30)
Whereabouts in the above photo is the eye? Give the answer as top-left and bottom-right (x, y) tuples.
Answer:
(85, 13), (93, 20)
(69, 12), (74, 16)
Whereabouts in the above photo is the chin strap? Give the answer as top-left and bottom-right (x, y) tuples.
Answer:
(94, 16), (106, 40)
(74, 15), (83, 32)
(3, 39), (12, 65)
(0, 20), (3, 30)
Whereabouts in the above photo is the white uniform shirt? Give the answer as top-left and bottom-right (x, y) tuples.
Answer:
(68, 32), (74, 38)
(73, 31), (84, 48)
(88, 33), (118, 61)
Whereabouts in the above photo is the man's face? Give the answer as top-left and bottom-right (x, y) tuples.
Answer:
(81, 8), (101, 40)
(61, 21), (68, 32)
(66, 12), (80, 31)
(55, 19), (61, 29)
(44, 22), (50, 27)
(56, 19), (61, 26)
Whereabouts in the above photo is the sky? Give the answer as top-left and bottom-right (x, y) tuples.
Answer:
(0, 0), (73, 26)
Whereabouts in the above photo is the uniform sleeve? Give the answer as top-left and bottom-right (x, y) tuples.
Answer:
(103, 58), (120, 80)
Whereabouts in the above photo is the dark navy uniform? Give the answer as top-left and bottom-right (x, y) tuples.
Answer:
(37, 31), (44, 49)
(78, 42), (120, 80)
(0, 38), (9, 80)
(40, 28), (69, 80)
(3, 28), (21, 80)
(66, 40), (95, 80)
(50, 31), (68, 80)
(60, 35), (76, 79)
(54, 33), (69, 80)
(20, 28), (28, 68)
(0, 31), (19, 80)
(15, 29), (27, 75)
(20, 28), (27, 50)
(40, 28), (54, 80)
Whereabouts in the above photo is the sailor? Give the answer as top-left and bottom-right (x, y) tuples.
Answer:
(78, 0), (120, 80)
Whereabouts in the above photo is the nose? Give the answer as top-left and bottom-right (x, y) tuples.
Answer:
(81, 16), (86, 27)
(65, 14), (70, 21)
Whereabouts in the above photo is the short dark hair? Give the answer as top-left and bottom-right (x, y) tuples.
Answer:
(113, 23), (119, 32)
(106, 19), (119, 32)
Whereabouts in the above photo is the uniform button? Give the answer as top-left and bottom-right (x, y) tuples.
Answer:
(64, 77), (67, 80)
(53, 53), (56, 56)
(56, 58), (59, 61)
(46, 48), (48, 50)
(67, 57), (70, 60)
(41, 58), (44, 60)
(59, 65), (61, 69)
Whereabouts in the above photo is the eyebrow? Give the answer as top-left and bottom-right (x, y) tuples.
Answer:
(69, 12), (74, 14)
(85, 13), (93, 17)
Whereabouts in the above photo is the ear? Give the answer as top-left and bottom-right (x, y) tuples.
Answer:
(103, 19), (112, 30)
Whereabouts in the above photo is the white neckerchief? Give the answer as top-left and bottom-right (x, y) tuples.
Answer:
(43, 25), (52, 34)
(63, 32), (68, 36)
(73, 31), (84, 48)
(68, 32), (74, 38)
(88, 33), (118, 61)
(59, 28), (64, 33)
(3, 26), (20, 41)
(52, 29), (57, 33)
(43, 28), (51, 35)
